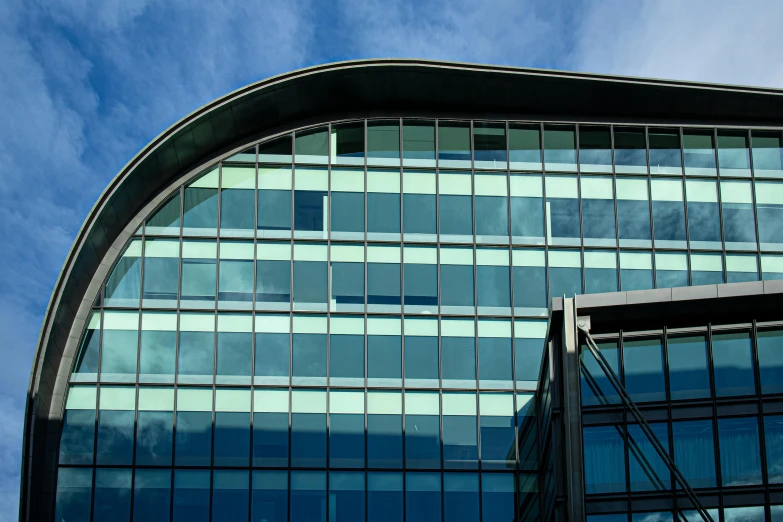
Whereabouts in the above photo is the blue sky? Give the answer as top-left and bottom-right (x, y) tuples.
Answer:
(1, 0), (783, 518)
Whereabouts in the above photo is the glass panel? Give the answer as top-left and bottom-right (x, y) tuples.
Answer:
(764, 415), (783, 484)
(584, 250), (618, 294)
(439, 170), (473, 242)
(479, 393), (515, 469)
(718, 417), (762, 486)
(293, 245), (327, 311)
(628, 422), (670, 491)
(512, 249), (547, 312)
(403, 170), (437, 241)
(227, 145), (256, 164)
(295, 126), (328, 165)
(509, 123), (542, 170)
(218, 243), (254, 309)
(476, 251), (510, 312)
(579, 126), (612, 173)
(259, 136), (291, 164)
(718, 131), (751, 176)
(367, 169), (400, 240)
(256, 243), (291, 310)
(655, 252), (688, 289)
(291, 390), (327, 467)
(367, 249), (401, 313)
(475, 175), (509, 242)
(758, 329), (783, 394)
(510, 174), (544, 244)
(444, 473), (479, 522)
(403, 247), (437, 314)
(368, 472), (403, 522)
(212, 470), (249, 522)
(292, 322), (327, 384)
(402, 120), (436, 168)
(673, 419), (716, 488)
(443, 393), (478, 469)
(404, 320), (439, 388)
(478, 330), (513, 388)
(331, 122), (364, 166)
(101, 311), (139, 382)
(438, 121), (471, 168)
(726, 253), (759, 283)
(405, 392), (441, 468)
(178, 314), (215, 384)
(544, 125), (577, 172)
(252, 470), (288, 522)
(183, 168), (218, 234)
(330, 400), (365, 468)
(440, 248), (474, 314)
(73, 313), (100, 382)
(253, 390), (289, 466)
(473, 121), (506, 169)
(56, 468), (93, 521)
(667, 335), (710, 400)
(175, 406), (212, 467)
(723, 507), (765, 522)
(683, 130), (716, 175)
(255, 317), (290, 384)
(651, 179), (686, 249)
(548, 250), (582, 300)
(367, 392), (403, 468)
(752, 130), (783, 178)
(136, 394), (174, 466)
(330, 168), (364, 240)
(139, 313), (176, 383)
(367, 120), (400, 166)
(762, 254), (783, 280)
(214, 409), (251, 467)
(623, 337), (665, 402)
(712, 331), (756, 397)
(482, 474), (515, 522)
(60, 388), (96, 464)
(330, 326), (364, 387)
(581, 176), (616, 247)
(515, 321), (548, 388)
(172, 469), (210, 522)
(614, 127), (647, 174)
(442, 327), (476, 388)
(580, 339), (620, 406)
(620, 251), (653, 291)
(616, 178), (651, 248)
(720, 181), (757, 250)
(691, 253), (724, 286)
(583, 425), (626, 493)
(685, 180), (721, 249)
(180, 241), (216, 309)
(142, 238), (179, 308)
(257, 165), (292, 237)
(134, 469), (171, 522)
(105, 241), (142, 307)
(545, 175), (580, 245)
(756, 181), (783, 250)
(406, 473), (442, 522)
(294, 167), (328, 238)
(367, 328), (402, 387)
(97, 389), (135, 465)
(290, 471), (327, 522)
(648, 129), (682, 175)
(220, 166), (255, 235)
(146, 193), (181, 235)
(330, 472), (365, 522)
(93, 468), (132, 522)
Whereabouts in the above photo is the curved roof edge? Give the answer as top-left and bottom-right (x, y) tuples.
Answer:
(20, 58), (783, 521)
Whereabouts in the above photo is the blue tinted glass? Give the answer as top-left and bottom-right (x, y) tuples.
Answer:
(518, 473), (539, 520)
(178, 331), (214, 382)
(56, 468), (93, 522)
(330, 334), (364, 383)
(443, 414), (478, 469)
(580, 127), (612, 170)
(368, 193), (400, 234)
(333, 122), (364, 161)
(330, 413), (365, 468)
(623, 338), (665, 402)
(683, 131), (716, 172)
(511, 195), (544, 239)
(588, 516), (628, 522)
(687, 200), (721, 245)
(256, 260), (290, 303)
(478, 337), (512, 384)
(477, 265), (510, 308)
(368, 335), (402, 384)
(439, 123), (471, 164)
(290, 471), (326, 522)
(136, 410), (173, 465)
(582, 199), (616, 241)
(440, 195), (473, 237)
(332, 262), (364, 307)
(253, 412), (289, 467)
(94, 468), (132, 522)
(292, 333), (326, 379)
(258, 189), (291, 231)
(139, 330), (176, 382)
(764, 415), (783, 484)
(656, 268), (688, 289)
(673, 420), (716, 488)
(404, 194), (436, 235)
(212, 470), (249, 522)
(632, 513), (673, 522)
(184, 186), (218, 231)
(614, 128), (646, 170)
(368, 472), (403, 522)
(722, 201), (757, 245)
(147, 193), (181, 233)
(214, 411), (250, 466)
(442, 337), (476, 384)
(404, 264), (437, 307)
(216, 332), (251, 381)
(293, 260), (327, 305)
(649, 130), (681, 171)
(516, 337), (545, 384)
(404, 336), (438, 385)
(584, 425), (626, 494)
(101, 328), (138, 381)
(74, 327), (100, 379)
(712, 331), (756, 397)
(97, 410), (135, 465)
(481, 474), (515, 522)
(291, 412), (326, 467)
(549, 266), (582, 300)
(718, 417), (762, 486)
(181, 258), (216, 304)
(221, 187), (254, 230)
(474, 122), (506, 165)
(652, 201), (686, 243)
(330, 472), (365, 522)
(692, 268), (724, 286)
(617, 200), (651, 242)
(405, 413), (440, 468)
(475, 196), (509, 237)
(444, 473), (479, 522)
(175, 411), (212, 466)
(368, 414), (403, 468)
(621, 268), (653, 291)
(105, 252), (141, 306)
(722, 507), (765, 522)
(548, 197), (580, 240)
(173, 469), (210, 522)
(628, 423), (670, 491)
(294, 190), (326, 231)
(218, 259), (253, 304)
(368, 121), (399, 161)
(367, 264), (401, 306)
(252, 471), (288, 522)
(512, 266), (547, 308)
(580, 340), (620, 406)
(403, 121), (436, 163)
(667, 335), (711, 400)
(757, 329), (783, 394)
(480, 403), (515, 469)
(585, 267), (618, 294)
(406, 473), (442, 522)
(441, 265), (474, 308)
(332, 192), (364, 233)
(517, 397), (537, 469)
(255, 332), (289, 380)
(134, 469), (171, 522)
(143, 255), (179, 303)
(544, 126), (577, 168)
(59, 409), (95, 464)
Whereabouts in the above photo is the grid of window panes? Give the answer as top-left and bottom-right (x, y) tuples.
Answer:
(57, 118), (783, 522)
(580, 322), (783, 522)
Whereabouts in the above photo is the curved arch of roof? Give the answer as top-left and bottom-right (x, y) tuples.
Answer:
(20, 58), (783, 520)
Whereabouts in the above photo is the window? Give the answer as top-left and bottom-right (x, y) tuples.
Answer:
(544, 125), (577, 172)
(183, 169), (218, 234)
(403, 246), (437, 314)
(175, 389), (213, 466)
(367, 169), (401, 240)
(403, 170), (437, 241)
(258, 136), (291, 163)
(548, 250), (582, 300)
(510, 174), (544, 244)
(404, 319), (439, 388)
(136, 387), (174, 466)
(329, 317), (364, 387)
(620, 251), (653, 291)
(146, 193), (181, 235)
(583, 425), (626, 494)
(331, 122), (364, 166)
(330, 244), (364, 313)
(623, 337), (665, 402)
(180, 241), (216, 309)
(581, 340), (620, 406)
(93, 468), (132, 522)
(405, 393), (441, 469)
(253, 390), (289, 467)
(59, 386), (96, 464)
(438, 121), (471, 168)
(683, 130), (717, 176)
(444, 473), (479, 522)
(764, 415), (783, 483)
(648, 129), (682, 175)
(762, 254), (783, 280)
(615, 178), (651, 248)
(293, 243), (327, 311)
(584, 250), (618, 294)
(213, 390), (251, 467)
(178, 314), (214, 384)
(690, 253), (724, 286)
(509, 123), (541, 171)
(512, 249), (547, 312)
(101, 311), (139, 383)
(757, 329), (783, 394)
(368, 473), (403, 522)
(479, 393), (515, 468)
(293, 167), (327, 238)
(545, 175), (580, 245)
(628, 422), (669, 491)
(718, 417), (762, 486)
(216, 315), (252, 384)
(439, 170), (473, 241)
(614, 127), (647, 174)
(329, 472), (365, 522)
(579, 126), (612, 173)
(139, 313), (176, 383)
(685, 180), (721, 249)
(290, 391), (327, 468)
(477, 320), (513, 388)
(295, 126), (328, 164)
(720, 181), (757, 250)
(655, 252), (688, 289)
(474, 172), (509, 242)
(218, 241), (254, 309)
(406, 473), (442, 522)
(257, 165), (292, 237)
(330, 168), (364, 240)
(142, 239), (179, 308)
(442, 319), (476, 389)
(105, 241), (141, 307)
(440, 248), (474, 314)
(515, 321), (548, 388)
(72, 314), (100, 382)
(402, 120), (436, 168)
(252, 471), (288, 522)
(473, 121), (506, 169)
(712, 331), (756, 397)
(756, 181), (783, 250)
(212, 470), (249, 522)
(55, 468), (92, 522)
(291, 316), (327, 385)
(367, 318), (402, 387)
(442, 393), (478, 469)
(651, 179), (686, 249)
(329, 392), (365, 468)
(134, 469), (171, 522)
(476, 248), (510, 312)
(718, 131), (751, 177)
(256, 243), (290, 310)
(482, 474), (515, 522)
(726, 254), (758, 283)
(289, 471), (326, 522)
(667, 335), (711, 400)
(220, 166), (255, 236)
(367, 246), (401, 313)
(517, 394), (537, 470)
(367, 120), (400, 167)
(581, 176), (616, 247)
(367, 392), (403, 468)
(752, 130), (783, 178)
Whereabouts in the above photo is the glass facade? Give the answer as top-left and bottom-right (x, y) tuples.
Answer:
(58, 119), (783, 521)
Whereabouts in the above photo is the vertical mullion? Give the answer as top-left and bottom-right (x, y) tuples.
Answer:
(248, 143), (258, 522)
(170, 184), (184, 522)
(610, 125), (621, 291)
(747, 129), (763, 280)
(677, 127), (690, 289)
(287, 129), (296, 522)
(751, 319), (771, 518)
(541, 123), (552, 308)
(707, 323), (724, 511)
(661, 326), (676, 506)
(646, 127), (658, 289)
(128, 235), (146, 522)
(208, 163), (222, 522)
(712, 128), (729, 286)
(575, 124), (586, 296)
